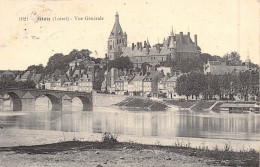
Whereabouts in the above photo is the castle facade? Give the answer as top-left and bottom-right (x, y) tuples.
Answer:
(107, 12), (200, 68)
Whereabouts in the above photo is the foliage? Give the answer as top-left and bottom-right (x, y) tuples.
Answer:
(223, 51), (241, 66)
(93, 65), (105, 90)
(107, 56), (134, 70)
(176, 70), (259, 101)
(102, 132), (118, 144)
(44, 49), (92, 74)
(26, 64), (45, 74)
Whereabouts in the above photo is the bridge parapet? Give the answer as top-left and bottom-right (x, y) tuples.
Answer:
(0, 88), (92, 111)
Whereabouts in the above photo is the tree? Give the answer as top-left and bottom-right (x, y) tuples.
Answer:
(107, 56), (134, 70)
(93, 65), (105, 90)
(223, 51), (241, 66)
(26, 64), (44, 73)
(44, 49), (92, 74)
(176, 74), (191, 100)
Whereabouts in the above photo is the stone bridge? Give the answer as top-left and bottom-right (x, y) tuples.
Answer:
(0, 88), (93, 111)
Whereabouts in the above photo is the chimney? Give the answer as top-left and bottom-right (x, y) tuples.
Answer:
(146, 44), (149, 53)
(187, 32), (190, 43)
(156, 44), (160, 53)
(180, 32), (183, 43)
(137, 42), (140, 50)
(132, 43), (135, 50)
(194, 34), (197, 46)
(140, 42), (142, 51)
(144, 41), (147, 48)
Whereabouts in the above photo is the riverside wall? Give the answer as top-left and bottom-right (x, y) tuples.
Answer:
(92, 93), (128, 107)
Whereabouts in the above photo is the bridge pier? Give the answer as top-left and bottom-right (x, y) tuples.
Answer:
(21, 92), (36, 111)
(62, 95), (72, 111)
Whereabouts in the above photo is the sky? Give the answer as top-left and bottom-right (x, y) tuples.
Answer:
(0, 0), (259, 70)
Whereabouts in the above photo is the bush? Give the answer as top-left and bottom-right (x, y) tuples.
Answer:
(102, 132), (118, 144)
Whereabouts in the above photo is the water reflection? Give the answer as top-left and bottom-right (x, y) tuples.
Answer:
(0, 107), (259, 141)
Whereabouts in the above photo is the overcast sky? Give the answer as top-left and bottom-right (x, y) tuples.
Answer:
(0, 0), (259, 70)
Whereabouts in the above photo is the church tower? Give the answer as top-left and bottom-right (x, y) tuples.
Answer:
(107, 12), (127, 60)
(168, 28), (177, 60)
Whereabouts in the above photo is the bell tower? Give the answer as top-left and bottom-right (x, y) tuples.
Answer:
(107, 12), (127, 60)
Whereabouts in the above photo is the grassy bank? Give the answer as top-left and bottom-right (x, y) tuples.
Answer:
(0, 138), (258, 167)
(115, 97), (169, 111)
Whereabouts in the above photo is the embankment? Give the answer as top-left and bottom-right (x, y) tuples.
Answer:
(115, 97), (169, 111)
(163, 100), (197, 110)
(93, 93), (128, 107)
(163, 100), (219, 112)
(190, 100), (216, 111)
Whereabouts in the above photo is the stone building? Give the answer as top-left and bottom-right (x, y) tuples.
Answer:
(203, 60), (248, 75)
(107, 12), (199, 67)
(107, 12), (127, 60)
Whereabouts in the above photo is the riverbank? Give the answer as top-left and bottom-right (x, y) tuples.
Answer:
(163, 99), (260, 113)
(115, 97), (169, 111)
(0, 139), (259, 167)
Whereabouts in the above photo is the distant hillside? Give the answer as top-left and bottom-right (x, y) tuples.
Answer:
(44, 49), (92, 74)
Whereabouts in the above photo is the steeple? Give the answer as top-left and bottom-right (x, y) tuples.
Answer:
(171, 25), (174, 36)
(109, 12), (123, 38)
(107, 12), (127, 60)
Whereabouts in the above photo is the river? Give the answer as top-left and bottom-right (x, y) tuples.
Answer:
(0, 97), (259, 151)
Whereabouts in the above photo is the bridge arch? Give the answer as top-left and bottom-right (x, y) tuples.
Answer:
(73, 96), (92, 111)
(4, 92), (22, 111)
(38, 94), (61, 111)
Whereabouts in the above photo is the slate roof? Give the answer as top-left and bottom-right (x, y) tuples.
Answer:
(175, 34), (198, 53)
(144, 71), (163, 81)
(121, 32), (198, 58)
(21, 71), (31, 80)
(31, 74), (43, 84)
(131, 75), (147, 82)
(109, 12), (123, 39)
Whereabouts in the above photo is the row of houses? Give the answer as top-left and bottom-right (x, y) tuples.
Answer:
(12, 57), (97, 93)
(101, 67), (183, 99)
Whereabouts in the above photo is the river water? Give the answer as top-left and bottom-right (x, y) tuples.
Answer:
(0, 97), (260, 151)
